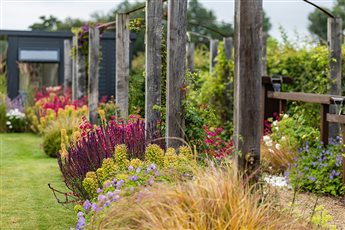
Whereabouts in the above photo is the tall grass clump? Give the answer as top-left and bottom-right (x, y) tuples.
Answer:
(95, 163), (306, 229)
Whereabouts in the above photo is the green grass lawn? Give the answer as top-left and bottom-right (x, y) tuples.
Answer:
(0, 133), (75, 229)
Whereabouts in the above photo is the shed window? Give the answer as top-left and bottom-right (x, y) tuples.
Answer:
(19, 49), (59, 62)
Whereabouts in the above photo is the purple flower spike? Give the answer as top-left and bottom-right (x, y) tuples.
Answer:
(107, 191), (113, 199)
(155, 170), (160, 176)
(97, 188), (102, 194)
(105, 181), (110, 188)
(128, 165), (134, 171)
(77, 211), (84, 218)
(112, 178), (117, 185)
(136, 167), (141, 174)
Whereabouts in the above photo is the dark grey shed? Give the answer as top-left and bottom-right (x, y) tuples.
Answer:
(0, 30), (135, 99)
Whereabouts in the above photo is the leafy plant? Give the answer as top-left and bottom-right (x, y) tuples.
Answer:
(287, 140), (345, 196)
(57, 118), (163, 199)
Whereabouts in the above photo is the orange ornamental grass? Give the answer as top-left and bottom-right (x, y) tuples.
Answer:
(94, 163), (306, 230)
(261, 141), (295, 173)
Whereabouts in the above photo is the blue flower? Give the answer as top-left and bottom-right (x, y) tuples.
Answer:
(304, 166), (309, 171)
(128, 165), (134, 171)
(136, 167), (141, 174)
(97, 188), (102, 194)
(83, 199), (91, 213)
(104, 200), (111, 207)
(91, 202), (97, 212)
(150, 163), (156, 170)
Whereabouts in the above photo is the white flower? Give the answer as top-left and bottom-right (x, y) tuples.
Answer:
(265, 140), (273, 147)
(275, 143), (281, 150)
(9, 125), (12, 129)
(274, 127), (279, 131)
(263, 135), (271, 142)
(281, 136), (286, 142)
(283, 114), (289, 119)
(6, 121), (11, 125)
(272, 120), (278, 126)
(264, 175), (290, 188)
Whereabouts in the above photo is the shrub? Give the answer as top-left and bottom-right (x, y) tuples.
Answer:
(42, 111), (82, 157)
(57, 118), (162, 199)
(287, 140), (345, 196)
(145, 144), (164, 167)
(94, 163), (305, 229)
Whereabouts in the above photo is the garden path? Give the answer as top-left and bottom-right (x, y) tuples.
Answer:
(0, 133), (75, 229)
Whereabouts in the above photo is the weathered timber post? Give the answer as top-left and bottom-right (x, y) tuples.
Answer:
(64, 39), (72, 95)
(116, 13), (130, 118)
(223, 37), (233, 122)
(166, 0), (188, 148)
(72, 36), (78, 101)
(88, 27), (100, 124)
(210, 39), (218, 72)
(234, 0), (263, 173)
(262, 31), (268, 76)
(328, 17), (343, 138)
(187, 42), (195, 73)
(76, 37), (87, 100)
(145, 0), (163, 136)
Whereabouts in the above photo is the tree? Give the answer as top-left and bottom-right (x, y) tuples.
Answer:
(29, 15), (62, 31)
(308, 0), (345, 41)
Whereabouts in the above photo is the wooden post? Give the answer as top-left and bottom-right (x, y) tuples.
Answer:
(166, 0), (187, 149)
(88, 27), (100, 124)
(234, 0), (263, 173)
(223, 37), (233, 122)
(64, 39), (72, 95)
(76, 36), (87, 100)
(341, 124), (345, 184)
(210, 39), (218, 72)
(72, 36), (78, 101)
(187, 42), (195, 73)
(145, 0), (163, 136)
(328, 17), (343, 138)
(262, 31), (268, 76)
(321, 104), (330, 145)
(116, 13), (130, 118)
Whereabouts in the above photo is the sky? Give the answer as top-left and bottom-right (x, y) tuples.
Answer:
(0, 0), (337, 40)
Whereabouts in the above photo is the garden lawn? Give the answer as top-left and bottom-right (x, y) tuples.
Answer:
(0, 133), (75, 229)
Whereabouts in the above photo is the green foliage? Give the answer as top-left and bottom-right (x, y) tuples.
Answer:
(98, 98), (120, 120)
(114, 144), (129, 169)
(164, 148), (178, 168)
(267, 38), (333, 128)
(83, 172), (98, 199)
(43, 128), (72, 157)
(268, 114), (320, 151)
(310, 205), (337, 229)
(145, 144), (164, 167)
(129, 52), (145, 116)
(288, 140), (345, 196)
(0, 103), (6, 132)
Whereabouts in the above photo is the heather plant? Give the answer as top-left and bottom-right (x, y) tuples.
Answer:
(287, 139), (345, 196)
(57, 118), (163, 199)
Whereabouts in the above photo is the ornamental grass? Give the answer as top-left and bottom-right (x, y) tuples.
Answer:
(95, 163), (307, 230)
